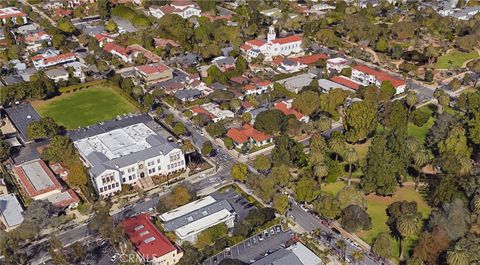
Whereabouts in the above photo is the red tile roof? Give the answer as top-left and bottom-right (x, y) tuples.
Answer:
(257, 81), (272, 87)
(190, 106), (215, 120)
(136, 63), (170, 75)
(227, 124), (272, 144)
(292, 54), (329, 65)
(160, 5), (178, 14)
(242, 84), (256, 91)
(240, 44), (252, 51)
(275, 101), (304, 120)
(13, 160), (63, 199)
(353, 65), (405, 88)
(270, 35), (302, 45)
(54, 8), (73, 17)
(330, 76), (361, 90)
(154, 38), (180, 48)
(272, 56), (284, 66)
(103, 42), (128, 56)
(123, 214), (179, 261)
(43, 52), (75, 64)
(54, 189), (80, 208)
(245, 39), (267, 47)
(0, 8), (26, 19)
(95, 33), (114, 42)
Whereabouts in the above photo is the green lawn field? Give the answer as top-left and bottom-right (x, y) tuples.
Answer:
(33, 87), (138, 129)
(435, 50), (479, 69)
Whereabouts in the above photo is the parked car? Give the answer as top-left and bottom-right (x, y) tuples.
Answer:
(110, 254), (119, 262)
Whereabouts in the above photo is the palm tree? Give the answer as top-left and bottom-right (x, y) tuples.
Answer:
(412, 149), (430, 190)
(406, 136), (420, 155)
(351, 251), (365, 265)
(314, 163), (329, 185)
(336, 240), (347, 261)
(473, 195), (480, 214)
(396, 216), (420, 260)
(447, 246), (470, 265)
(405, 91), (418, 112)
(328, 134), (346, 161)
(344, 148), (358, 186)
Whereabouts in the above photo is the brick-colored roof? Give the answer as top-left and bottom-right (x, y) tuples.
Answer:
(154, 38), (180, 48)
(13, 160), (62, 199)
(95, 33), (113, 42)
(245, 39), (267, 47)
(103, 42), (128, 56)
(43, 52), (75, 64)
(0, 8), (26, 19)
(270, 35), (302, 45)
(275, 101), (304, 120)
(257, 81), (272, 87)
(292, 54), (329, 65)
(330, 76), (360, 90)
(190, 106), (215, 120)
(136, 63), (171, 75)
(123, 213), (179, 260)
(53, 189), (80, 208)
(353, 65), (405, 88)
(227, 124), (272, 144)
(242, 84), (256, 91)
(240, 44), (252, 51)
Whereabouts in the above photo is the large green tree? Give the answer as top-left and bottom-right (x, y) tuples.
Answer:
(344, 101), (377, 143)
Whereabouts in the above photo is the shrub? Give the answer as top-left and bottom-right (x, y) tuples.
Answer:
(410, 109), (431, 127)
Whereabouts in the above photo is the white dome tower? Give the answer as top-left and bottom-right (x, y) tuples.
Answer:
(267, 25), (276, 42)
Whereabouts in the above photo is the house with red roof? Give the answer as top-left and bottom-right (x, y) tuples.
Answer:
(24, 30), (52, 52)
(190, 103), (234, 123)
(127, 44), (162, 63)
(123, 214), (183, 265)
(242, 81), (273, 97)
(103, 42), (132, 63)
(227, 124), (273, 149)
(12, 159), (79, 209)
(241, 25), (303, 61)
(95, 33), (115, 47)
(326, 57), (350, 74)
(32, 52), (77, 69)
(274, 99), (309, 123)
(135, 63), (173, 85)
(352, 65), (406, 94)
(154, 38), (180, 48)
(291, 54), (329, 65)
(0, 7), (27, 25)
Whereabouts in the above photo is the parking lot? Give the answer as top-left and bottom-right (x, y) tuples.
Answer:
(210, 188), (256, 222)
(72, 238), (120, 265)
(201, 225), (294, 265)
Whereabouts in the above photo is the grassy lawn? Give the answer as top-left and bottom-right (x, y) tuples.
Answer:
(407, 117), (434, 144)
(321, 181), (346, 196)
(346, 140), (371, 161)
(32, 86), (138, 130)
(357, 186), (431, 261)
(435, 50), (479, 69)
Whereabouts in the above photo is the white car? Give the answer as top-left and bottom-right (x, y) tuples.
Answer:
(300, 205), (309, 212)
(110, 254), (119, 262)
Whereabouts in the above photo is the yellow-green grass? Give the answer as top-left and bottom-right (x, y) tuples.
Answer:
(32, 86), (138, 130)
(321, 181), (346, 196)
(346, 140), (371, 161)
(408, 117), (435, 144)
(435, 50), (479, 69)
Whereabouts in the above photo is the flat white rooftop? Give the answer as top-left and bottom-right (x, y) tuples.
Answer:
(74, 123), (156, 160)
(175, 209), (234, 239)
(159, 196), (216, 222)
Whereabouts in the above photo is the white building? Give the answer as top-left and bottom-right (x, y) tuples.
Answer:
(191, 103), (234, 123)
(45, 68), (69, 83)
(31, 52), (77, 69)
(326, 57), (349, 74)
(159, 196), (235, 244)
(148, 0), (201, 19)
(241, 81), (273, 97)
(72, 118), (186, 197)
(241, 26), (303, 60)
(351, 65), (406, 94)
(0, 7), (27, 25)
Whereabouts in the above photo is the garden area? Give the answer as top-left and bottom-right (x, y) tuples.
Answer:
(407, 105), (436, 144)
(32, 86), (138, 129)
(435, 50), (479, 69)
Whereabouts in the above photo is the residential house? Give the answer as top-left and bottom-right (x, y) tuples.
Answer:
(12, 159), (80, 209)
(148, 0), (201, 19)
(274, 99), (309, 123)
(317, 78), (353, 92)
(103, 42), (132, 63)
(159, 196), (236, 244)
(174, 89), (202, 102)
(242, 81), (273, 97)
(250, 242), (323, 265)
(123, 214), (183, 265)
(326, 57), (349, 74)
(45, 68), (69, 83)
(278, 58), (307, 73)
(4, 103), (42, 144)
(212, 56), (236, 72)
(135, 63), (174, 86)
(241, 25), (303, 60)
(31, 52), (77, 69)
(71, 116), (186, 197)
(292, 54), (329, 65)
(64, 61), (86, 81)
(351, 65), (406, 94)
(190, 103), (234, 123)
(154, 38), (180, 49)
(276, 73), (316, 94)
(95, 33), (115, 47)
(227, 124), (273, 149)
(127, 44), (162, 63)
(0, 7), (27, 25)
(24, 30), (52, 52)
(0, 194), (24, 231)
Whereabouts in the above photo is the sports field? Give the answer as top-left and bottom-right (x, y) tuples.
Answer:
(32, 86), (138, 129)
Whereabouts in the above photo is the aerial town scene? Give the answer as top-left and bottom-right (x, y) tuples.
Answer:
(0, 0), (479, 264)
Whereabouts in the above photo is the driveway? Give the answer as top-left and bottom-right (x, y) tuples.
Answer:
(201, 225), (293, 265)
